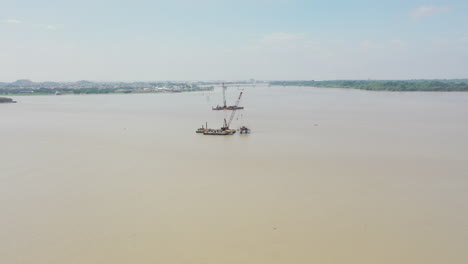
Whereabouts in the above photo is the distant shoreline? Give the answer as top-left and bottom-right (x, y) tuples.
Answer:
(1, 89), (213, 96)
(269, 80), (468, 92)
(0, 80), (214, 96)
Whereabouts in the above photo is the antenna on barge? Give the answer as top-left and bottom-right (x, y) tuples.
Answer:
(222, 82), (227, 108)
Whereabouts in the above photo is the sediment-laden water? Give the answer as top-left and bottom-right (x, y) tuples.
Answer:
(1, 85), (468, 264)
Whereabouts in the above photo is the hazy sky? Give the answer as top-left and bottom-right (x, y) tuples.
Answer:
(1, 0), (467, 81)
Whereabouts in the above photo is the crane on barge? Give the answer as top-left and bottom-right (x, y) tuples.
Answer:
(222, 91), (243, 130)
(204, 91), (244, 135)
(212, 83), (244, 110)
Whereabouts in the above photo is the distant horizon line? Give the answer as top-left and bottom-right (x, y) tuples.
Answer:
(2, 78), (468, 83)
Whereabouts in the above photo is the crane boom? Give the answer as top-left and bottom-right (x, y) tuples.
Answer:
(226, 91), (243, 128)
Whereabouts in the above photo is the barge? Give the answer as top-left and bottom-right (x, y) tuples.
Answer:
(212, 83), (245, 110)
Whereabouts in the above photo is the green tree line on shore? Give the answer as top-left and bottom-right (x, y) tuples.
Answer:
(270, 80), (468, 91)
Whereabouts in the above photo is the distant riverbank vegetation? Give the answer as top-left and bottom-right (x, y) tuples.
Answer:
(270, 80), (468, 91)
(0, 80), (214, 95)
